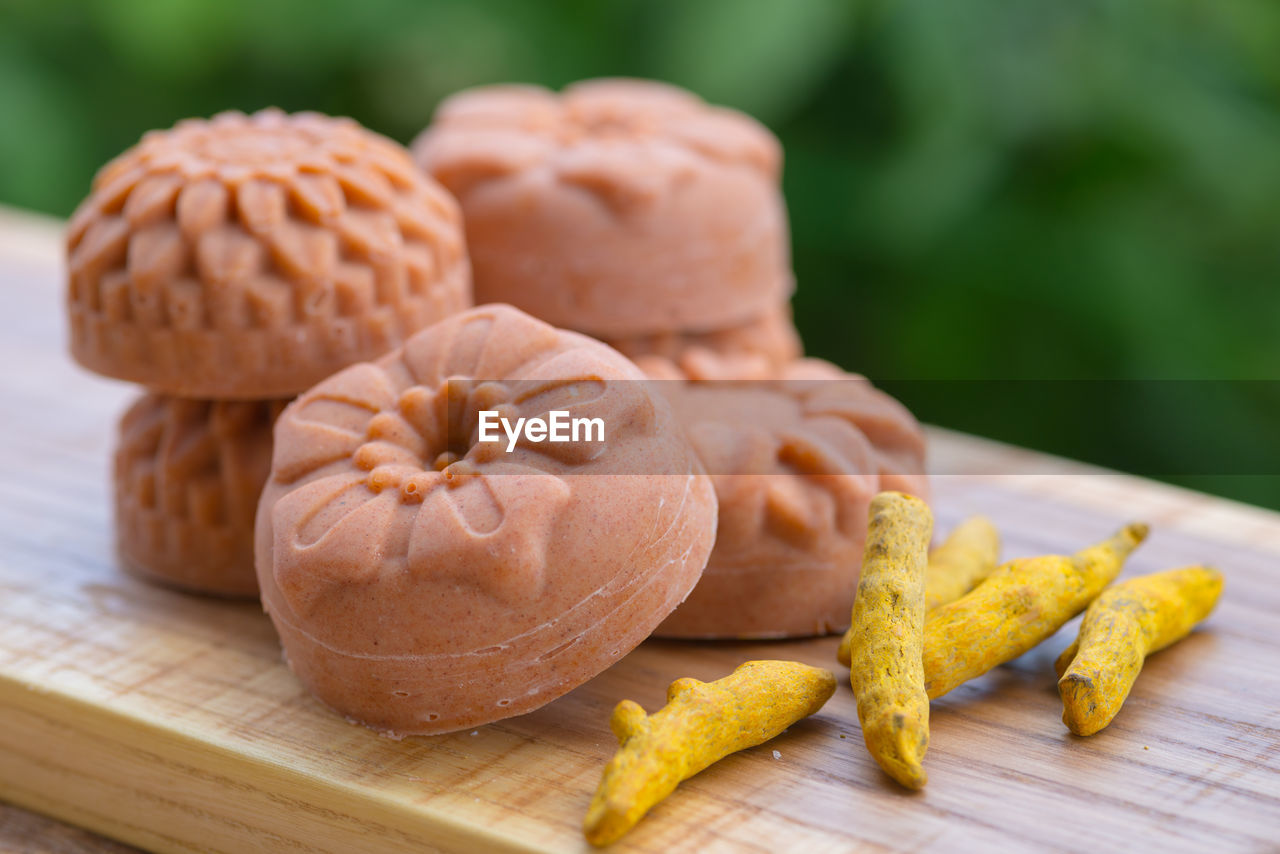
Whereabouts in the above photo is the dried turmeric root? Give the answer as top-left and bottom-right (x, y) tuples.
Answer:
(846, 491), (933, 790)
(924, 515), (1001, 612)
(1056, 566), (1223, 736)
(922, 522), (1149, 700)
(837, 515), (1000, 667)
(583, 660), (835, 846)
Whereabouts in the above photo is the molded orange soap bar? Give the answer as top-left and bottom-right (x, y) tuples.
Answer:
(68, 109), (472, 399)
(604, 304), (802, 379)
(115, 394), (287, 597)
(651, 358), (929, 639)
(413, 79), (792, 337)
(254, 304), (717, 736)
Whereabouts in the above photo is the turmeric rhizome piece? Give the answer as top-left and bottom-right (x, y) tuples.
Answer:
(1056, 565), (1222, 735)
(837, 515), (999, 667)
(846, 491), (933, 789)
(922, 523), (1149, 699)
(583, 660), (835, 846)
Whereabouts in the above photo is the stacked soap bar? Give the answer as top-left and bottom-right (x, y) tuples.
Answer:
(413, 79), (798, 376)
(414, 79), (928, 638)
(67, 109), (472, 596)
(114, 396), (285, 596)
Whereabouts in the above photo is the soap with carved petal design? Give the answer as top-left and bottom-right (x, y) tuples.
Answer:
(603, 303), (801, 380)
(412, 79), (790, 338)
(67, 109), (471, 398)
(254, 304), (717, 736)
(115, 394), (287, 597)
(650, 358), (930, 639)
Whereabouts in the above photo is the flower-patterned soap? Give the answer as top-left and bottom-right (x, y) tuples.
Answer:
(413, 79), (791, 338)
(68, 109), (471, 398)
(115, 393), (287, 597)
(254, 304), (717, 735)
(604, 303), (802, 380)
(650, 358), (930, 639)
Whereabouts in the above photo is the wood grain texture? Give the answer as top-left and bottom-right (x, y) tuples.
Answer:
(0, 804), (141, 854)
(1, 207), (1278, 852)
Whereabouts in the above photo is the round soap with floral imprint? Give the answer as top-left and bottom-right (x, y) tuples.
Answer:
(68, 109), (471, 398)
(115, 393), (287, 597)
(604, 303), (802, 381)
(254, 304), (717, 736)
(413, 78), (790, 338)
(649, 357), (930, 639)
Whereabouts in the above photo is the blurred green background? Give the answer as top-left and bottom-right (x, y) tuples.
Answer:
(2, 0), (1277, 507)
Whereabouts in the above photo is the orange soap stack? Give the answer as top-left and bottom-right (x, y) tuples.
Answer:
(67, 109), (471, 596)
(414, 79), (929, 639)
(412, 78), (800, 378)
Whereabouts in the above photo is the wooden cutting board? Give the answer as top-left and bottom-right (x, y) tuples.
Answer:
(1, 209), (1277, 853)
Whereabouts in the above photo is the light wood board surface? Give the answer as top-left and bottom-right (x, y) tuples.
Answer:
(1, 208), (1277, 853)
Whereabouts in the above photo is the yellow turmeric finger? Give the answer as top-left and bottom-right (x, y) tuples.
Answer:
(846, 491), (933, 790)
(583, 660), (835, 846)
(924, 515), (1001, 611)
(837, 515), (1000, 667)
(1056, 566), (1223, 736)
(922, 522), (1149, 700)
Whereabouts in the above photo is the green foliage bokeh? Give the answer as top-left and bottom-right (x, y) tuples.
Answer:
(2, 0), (1277, 506)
